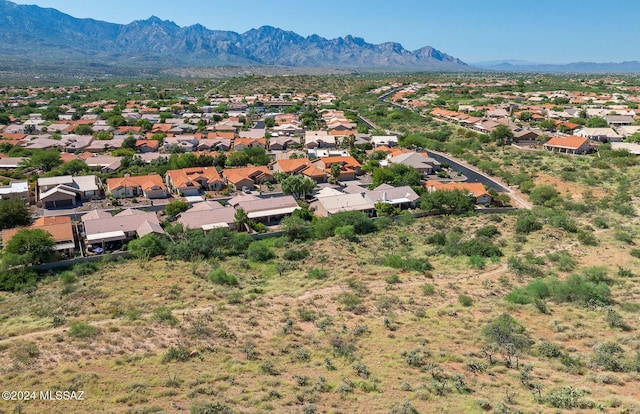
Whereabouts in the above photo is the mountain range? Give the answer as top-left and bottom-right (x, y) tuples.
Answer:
(0, 0), (469, 72)
(473, 60), (640, 74)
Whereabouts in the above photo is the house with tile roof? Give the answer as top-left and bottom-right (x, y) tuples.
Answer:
(2, 216), (75, 255)
(543, 136), (591, 154)
(314, 156), (362, 181)
(385, 152), (441, 177)
(222, 166), (273, 191)
(424, 180), (492, 205)
(165, 167), (225, 196)
(106, 174), (167, 199)
(272, 158), (327, 182)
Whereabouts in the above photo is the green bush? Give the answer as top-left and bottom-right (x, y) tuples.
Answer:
(515, 212), (542, 234)
(190, 402), (233, 414)
(246, 241), (275, 262)
(153, 306), (179, 326)
(283, 249), (309, 261)
(383, 254), (433, 273)
(68, 321), (99, 338)
(422, 283), (436, 296)
(537, 341), (562, 358)
(385, 274), (402, 284)
(72, 262), (99, 276)
(334, 224), (357, 241)
(307, 267), (328, 279)
(475, 225), (500, 238)
(529, 185), (560, 205)
(208, 268), (238, 286)
(458, 294), (473, 307)
(163, 346), (191, 363)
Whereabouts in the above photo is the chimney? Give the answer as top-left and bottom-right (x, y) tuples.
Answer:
(382, 192), (387, 202)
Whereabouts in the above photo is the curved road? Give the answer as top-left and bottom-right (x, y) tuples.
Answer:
(376, 87), (532, 209)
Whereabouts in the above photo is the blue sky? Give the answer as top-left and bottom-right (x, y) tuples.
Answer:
(10, 0), (639, 64)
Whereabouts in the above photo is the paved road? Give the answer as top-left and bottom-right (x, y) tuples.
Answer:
(426, 150), (509, 193)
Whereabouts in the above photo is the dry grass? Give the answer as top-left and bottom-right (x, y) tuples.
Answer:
(0, 208), (639, 413)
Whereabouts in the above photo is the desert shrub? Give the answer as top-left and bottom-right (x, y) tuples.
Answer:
(577, 230), (598, 246)
(153, 306), (179, 326)
(72, 262), (99, 276)
(385, 274), (402, 284)
(307, 267), (328, 279)
(336, 292), (363, 312)
(529, 185), (560, 205)
(545, 387), (591, 409)
(546, 251), (576, 272)
(505, 279), (550, 304)
(593, 216), (609, 229)
(426, 231), (447, 245)
(614, 230), (634, 245)
(422, 283), (436, 296)
(630, 248), (640, 259)
(283, 249), (309, 261)
(68, 321), (99, 338)
(458, 294), (473, 307)
(334, 224), (357, 241)
(468, 255), (486, 269)
(591, 342), (627, 372)
(537, 341), (562, 358)
(457, 238), (502, 257)
(190, 402), (233, 414)
(246, 241), (275, 262)
(515, 212), (542, 234)
(163, 346), (191, 363)
(208, 268), (238, 286)
(402, 347), (432, 369)
(383, 254), (433, 273)
(475, 225), (500, 238)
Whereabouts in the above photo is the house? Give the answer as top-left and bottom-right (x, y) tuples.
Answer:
(512, 129), (540, 142)
(386, 152), (441, 176)
(233, 195), (300, 223)
(272, 158), (327, 182)
(106, 174), (167, 199)
(364, 184), (420, 210)
(239, 129), (266, 139)
(197, 138), (231, 151)
(83, 209), (164, 246)
(233, 138), (266, 150)
(163, 136), (198, 152)
(543, 136), (591, 155)
(310, 193), (375, 217)
(424, 180), (492, 205)
(177, 201), (237, 230)
(615, 125), (640, 137)
(222, 166), (273, 191)
(0, 157), (26, 169)
(314, 156), (362, 181)
(135, 140), (160, 153)
(165, 167), (225, 196)
(83, 155), (123, 173)
(269, 136), (300, 151)
(370, 136), (398, 147)
(605, 115), (634, 126)
(305, 131), (336, 148)
(38, 175), (101, 208)
(2, 216), (75, 255)
(575, 127), (623, 142)
(0, 181), (29, 203)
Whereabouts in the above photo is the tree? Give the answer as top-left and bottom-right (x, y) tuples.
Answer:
(127, 234), (168, 258)
(72, 124), (93, 135)
(4, 228), (55, 264)
(420, 190), (476, 215)
(538, 119), (556, 130)
(330, 163), (341, 183)
(234, 208), (249, 231)
(54, 159), (89, 176)
(490, 125), (514, 147)
(25, 150), (62, 172)
(372, 164), (421, 187)
(281, 174), (316, 199)
(482, 314), (531, 367)
(122, 135), (137, 150)
(586, 116), (608, 128)
(164, 200), (189, 220)
(0, 199), (31, 230)
(263, 117), (276, 128)
(281, 216), (312, 241)
(517, 111), (532, 121)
